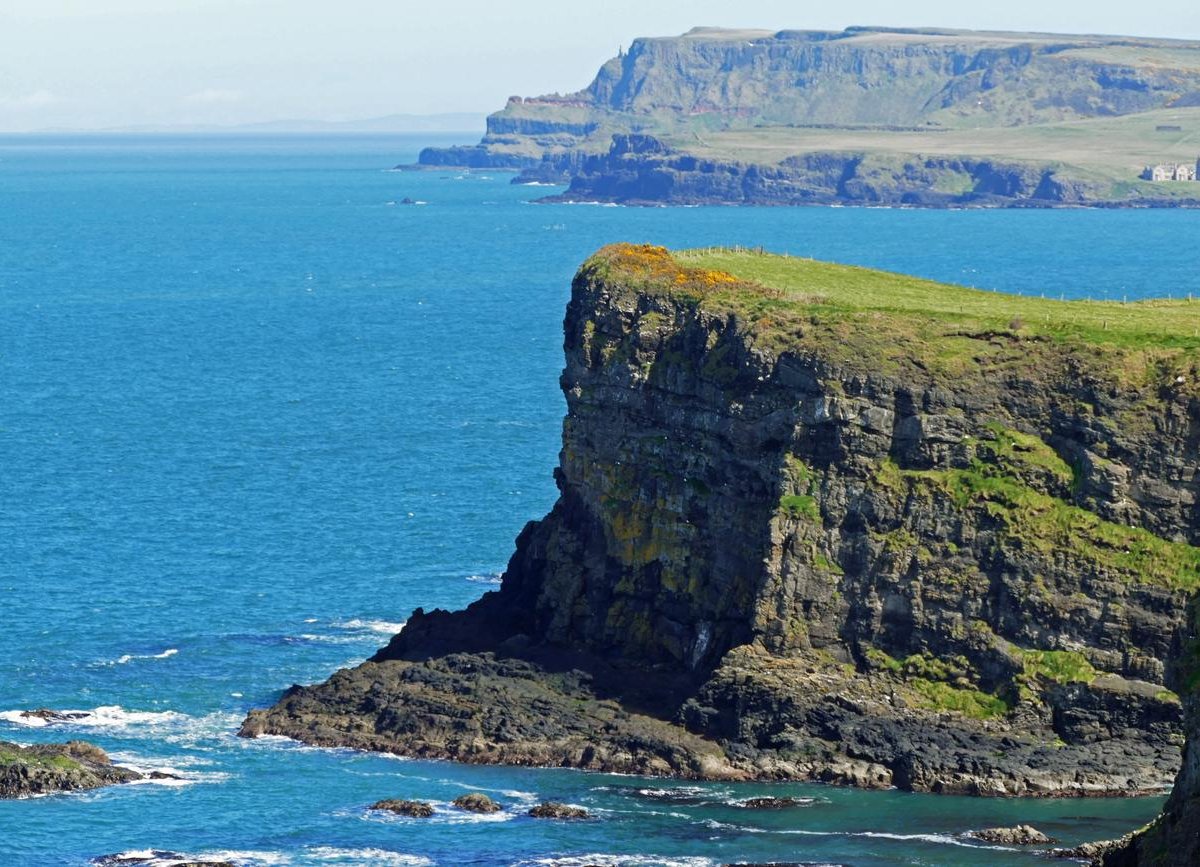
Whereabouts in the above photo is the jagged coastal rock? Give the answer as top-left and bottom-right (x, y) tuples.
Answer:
(369, 798), (435, 817)
(536, 134), (1118, 208)
(968, 825), (1054, 845)
(412, 27), (1200, 207)
(527, 801), (589, 819)
(452, 792), (502, 813)
(243, 243), (1200, 826)
(1, 740), (146, 798)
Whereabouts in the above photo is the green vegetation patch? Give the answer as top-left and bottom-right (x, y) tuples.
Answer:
(1021, 649), (1097, 685)
(862, 648), (1010, 719)
(0, 744), (81, 771)
(675, 247), (1200, 355)
(884, 426), (1200, 591)
(779, 494), (819, 521)
(909, 678), (1011, 720)
(914, 463), (1200, 591)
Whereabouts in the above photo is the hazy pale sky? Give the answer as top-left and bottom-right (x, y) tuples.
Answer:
(2, 0), (1199, 132)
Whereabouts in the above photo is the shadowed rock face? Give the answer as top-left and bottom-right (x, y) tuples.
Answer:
(535, 135), (1133, 207)
(243, 247), (1199, 814)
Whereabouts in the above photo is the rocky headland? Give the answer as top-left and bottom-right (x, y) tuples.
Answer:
(410, 26), (1200, 208)
(243, 241), (1200, 857)
(1, 740), (148, 798)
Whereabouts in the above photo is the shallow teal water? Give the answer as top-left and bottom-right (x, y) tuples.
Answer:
(1, 132), (1193, 866)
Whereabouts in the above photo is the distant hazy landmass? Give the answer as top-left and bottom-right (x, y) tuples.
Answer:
(36, 113), (486, 135)
(415, 26), (1200, 207)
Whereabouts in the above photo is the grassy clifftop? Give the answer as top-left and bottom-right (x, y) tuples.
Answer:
(582, 244), (1200, 383)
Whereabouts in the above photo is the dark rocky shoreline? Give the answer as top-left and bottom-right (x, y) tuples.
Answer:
(411, 134), (1200, 210)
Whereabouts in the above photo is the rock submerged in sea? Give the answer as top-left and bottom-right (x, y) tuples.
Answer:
(968, 824), (1054, 845)
(528, 801), (589, 819)
(18, 708), (90, 724)
(452, 792), (502, 813)
(94, 853), (236, 867)
(739, 796), (808, 809)
(0, 740), (145, 798)
(369, 798), (435, 817)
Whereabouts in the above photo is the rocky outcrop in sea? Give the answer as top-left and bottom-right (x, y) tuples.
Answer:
(1, 740), (147, 798)
(243, 245), (1199, 818)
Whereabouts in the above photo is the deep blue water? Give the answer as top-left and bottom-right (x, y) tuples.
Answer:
(1, 132), (1196, 867)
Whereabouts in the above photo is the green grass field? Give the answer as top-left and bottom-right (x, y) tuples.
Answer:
(677, 247), (1200, 350)
(674, 108), (1200, 189)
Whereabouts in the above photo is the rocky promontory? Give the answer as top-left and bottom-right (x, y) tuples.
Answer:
(409, 27), (1200, 207)
(1, 740), (146, 798)
(244, 244), (1200, 813)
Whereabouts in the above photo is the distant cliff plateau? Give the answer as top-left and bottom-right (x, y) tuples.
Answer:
(244, 245), (1200, 838)
(408, 26), (1200, 207)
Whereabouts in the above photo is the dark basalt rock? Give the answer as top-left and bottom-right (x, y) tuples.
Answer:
(968, 824), (1054, 845)
(1, 740), (144, 798)
(242, 245), (1199, 807)
(94, 854), (235, 867)
(535, 136), (1151, 208)
(739, 797), (809, 809)
(369, 798), (435, 817)
(19, 708), (90, 724)
(452, 792), (502, 813)
(528, 801), (589, 819)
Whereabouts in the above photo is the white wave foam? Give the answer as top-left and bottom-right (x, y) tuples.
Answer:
(106, 752), (231, 786)
(0, 705), (242, 749)
(113, 648), (179, 665)
(0, 706), (184, 729)
(512, 857), (717, 867)
(465, 573), (503, 585)
(307, 849), (431, 866)
(95, 852), (288, 867)
(699, 820), (1009, 850)
(195, 852), (291, 866)
(333, 619), (407, 635)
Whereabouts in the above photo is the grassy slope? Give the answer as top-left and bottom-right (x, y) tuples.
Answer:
(677, 248), (1200, 352)
(680, 108), (1200, 190)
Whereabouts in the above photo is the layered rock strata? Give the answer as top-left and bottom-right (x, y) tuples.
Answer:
(244, 246), (1199, 808)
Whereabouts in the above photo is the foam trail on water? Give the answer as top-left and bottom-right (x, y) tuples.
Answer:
(114, 648), (179, 665)
(306, 849), (432, 865)
(332, 618), (407, 635)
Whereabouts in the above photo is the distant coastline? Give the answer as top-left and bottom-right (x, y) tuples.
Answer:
(408, 26), (1200, 208)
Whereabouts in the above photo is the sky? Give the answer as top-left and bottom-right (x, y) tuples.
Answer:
(2, 0), (1200, 132)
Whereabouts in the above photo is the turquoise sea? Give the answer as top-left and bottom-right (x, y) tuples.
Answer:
(2, 133), (1196, 867)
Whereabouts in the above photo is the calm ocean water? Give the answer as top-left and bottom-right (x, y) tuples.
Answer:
(2, 132), (1196, 867)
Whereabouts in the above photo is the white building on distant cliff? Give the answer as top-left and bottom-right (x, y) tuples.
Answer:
(1144, 160), (1199, 181)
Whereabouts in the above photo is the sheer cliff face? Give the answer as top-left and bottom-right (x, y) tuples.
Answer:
(244, 247), (1200, 816)
(500, 247), (1198, 674)
(579, 29), (1200, 128)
